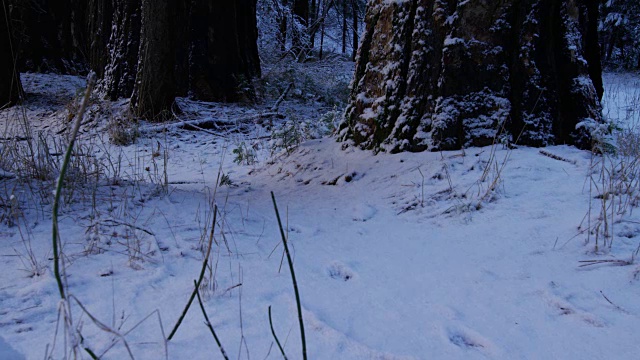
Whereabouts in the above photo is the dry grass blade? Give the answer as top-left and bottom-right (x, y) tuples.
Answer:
(194, 280), (229, 360)
(271, 191), (307, 360)
(68, 295), (135, 359)
(268, 305), (288, 360)
(578, 259), (633, 267)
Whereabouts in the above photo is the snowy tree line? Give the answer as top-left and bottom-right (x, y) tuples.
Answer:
(258, 0), (365, 61)
(0, 0), (364, 114)
(1, 0), (638, 150)
(599, 0), (640, 70)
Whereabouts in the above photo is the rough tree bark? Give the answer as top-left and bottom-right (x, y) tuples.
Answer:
(86, 0), (113, 79)
(1, 1), (22, 107)
(339, 0), (604, 152)
(130, 0), (177, 120)
(189, 0), (261, 102)
(100, 0), (141, 100)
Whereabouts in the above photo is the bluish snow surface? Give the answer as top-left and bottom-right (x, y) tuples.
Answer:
(0, 72), (639, 359)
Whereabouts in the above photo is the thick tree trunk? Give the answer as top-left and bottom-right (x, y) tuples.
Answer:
(130, 0), (177, 120)
(1, 2), (22, 107)
(101, 0), (141, 100)
(339, 0), (603, 152)
(86, 0), (113, 79)
(189, 0), (261, 102)
(581, 1), (603, 99)
(175, 0), (192, 97)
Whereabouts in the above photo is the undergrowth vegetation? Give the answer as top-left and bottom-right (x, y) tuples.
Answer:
(580, 74), (640, 260)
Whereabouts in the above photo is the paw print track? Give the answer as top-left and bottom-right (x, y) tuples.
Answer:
(327, 261), (357, 282)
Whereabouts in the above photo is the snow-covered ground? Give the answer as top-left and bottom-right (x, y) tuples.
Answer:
(1, 71), (640, 359)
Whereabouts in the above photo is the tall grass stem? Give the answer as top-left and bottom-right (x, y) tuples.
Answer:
(268, 305), (288, 360)
(51, 73), (96, 299)
(167, 205), (217, 340)
(194, 280), (228, 360)
(271, 191), (307, 360)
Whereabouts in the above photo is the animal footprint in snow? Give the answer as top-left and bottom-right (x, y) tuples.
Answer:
(446, 326), (498, 355)
(541, 282), (605, 327)
(449, 333), (483, 349)
(327, 261), (356, 281)
(351, 204), (377, 222)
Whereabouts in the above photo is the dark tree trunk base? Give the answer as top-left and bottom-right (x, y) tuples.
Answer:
(339, 0), (603, 152)
(130, 0), (177, 121)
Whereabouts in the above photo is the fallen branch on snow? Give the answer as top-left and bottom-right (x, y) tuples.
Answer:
(539, 150), (577, 165)
(141, 112), (284, 135)
(270, 82), (293, 112)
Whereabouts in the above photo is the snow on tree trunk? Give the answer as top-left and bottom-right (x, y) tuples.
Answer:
(1, 2), (22, 106)
(100, 0), (141, 100)
(189, 0), (261, 102)
(339, 0), (603, 152)
(130, 0), (177, 120)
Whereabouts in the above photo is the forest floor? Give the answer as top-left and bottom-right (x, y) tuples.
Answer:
(1, 69), (640, 359)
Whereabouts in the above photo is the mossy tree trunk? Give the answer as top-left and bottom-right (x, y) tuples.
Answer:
(339, 0), (603, 152)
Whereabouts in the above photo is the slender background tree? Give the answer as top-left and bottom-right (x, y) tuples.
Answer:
(599, 0), (640, 70)
(8, 0), (87, 74)
(1, 0), (22, 107)
(190, 0), (261, 102)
